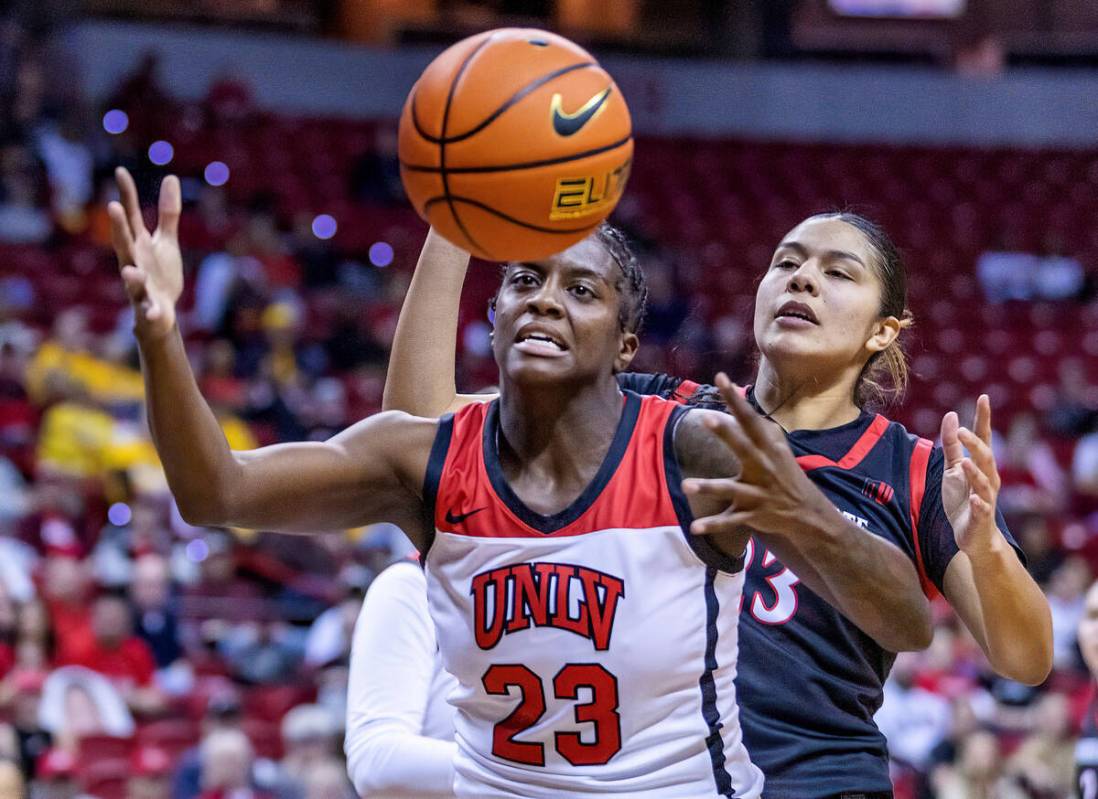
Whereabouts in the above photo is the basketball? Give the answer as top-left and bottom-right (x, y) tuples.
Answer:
(398, 28), (633, 262)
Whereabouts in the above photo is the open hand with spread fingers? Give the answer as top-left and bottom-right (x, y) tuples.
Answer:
(107, 167), (183, 341)
(940, 394), (1005, 556)
(682, 373), (834, 539)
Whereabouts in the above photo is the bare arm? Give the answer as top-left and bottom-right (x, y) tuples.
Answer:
(110, 168), (433, 546)
(937, 398), (1052, 685)
(677, 374), (933, 653)
(382, 228), (494, 416)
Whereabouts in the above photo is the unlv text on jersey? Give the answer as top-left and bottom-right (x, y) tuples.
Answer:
(471, 562), (625, 651)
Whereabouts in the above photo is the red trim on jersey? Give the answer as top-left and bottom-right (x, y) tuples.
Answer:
(434, 396), (682, 538)
(907, 437), (939, 600)
(671, 380), (701, 404)
(795, 414), (890, 472)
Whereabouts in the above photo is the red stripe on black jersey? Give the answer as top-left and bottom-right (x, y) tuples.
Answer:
(907, 437), (939, 599)
(795, 414), (890, 472)
(434, 395), (683, 538)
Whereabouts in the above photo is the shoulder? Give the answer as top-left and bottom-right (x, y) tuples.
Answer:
(672, 407), (737, 479)
(335, 411), (445, 484)
(368, 560), (427, 598)
(616, 371), (685, 399)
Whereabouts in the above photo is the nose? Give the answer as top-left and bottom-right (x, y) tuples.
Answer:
(787, 261), (820, 297)
(526, 279), (565, 318)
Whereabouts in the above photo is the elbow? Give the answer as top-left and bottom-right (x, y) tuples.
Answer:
(885, 620), (933, 653)
(175, 492), (229, 528)
(997, 642), (1053, 687)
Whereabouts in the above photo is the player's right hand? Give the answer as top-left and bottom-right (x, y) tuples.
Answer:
(108, 167), (183, 342)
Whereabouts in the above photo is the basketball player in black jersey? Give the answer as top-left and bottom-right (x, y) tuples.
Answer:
(1077, 581), (1098, 797)
(383, 215), (1052, 798)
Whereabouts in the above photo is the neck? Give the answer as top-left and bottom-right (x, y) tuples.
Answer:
(497, 376), (622, 479)
(754, 358), (865, 431)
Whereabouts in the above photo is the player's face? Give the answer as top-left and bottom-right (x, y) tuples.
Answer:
(1078, 581), (1098, 677)
(753, 217), (899, 375)
(492, 237), (638, 387)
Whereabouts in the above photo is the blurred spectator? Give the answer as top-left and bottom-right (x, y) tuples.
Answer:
(130, 554), (182, 670)
(299, 760), (355, 799)
(198, 729), (273, 799)
(0, 143), (50, 244)
(876, 652), (951, 773)
(6, 669), (49, 777)
(1046, 557), (1093, 670)
(1005, 691), (1074, 796)
(930, 729), (1022, 798)
(57, 593), (166, 716)
(302, 593), (358, 669)
(31, 747), (96, 799)
(217, 618), (303, 686)
(349, 125), (402, 206)
(279, 704), (339, 788)
(41, 555), (93, 665)
(0, 757), (24, 799)
(32, 108), (92, 228)
(1049, 358), (1098, 438)
(1074, 427), (1098, 500)
(127, 745), (173, 799)
(38, 665), (134, 748)
(992, 413), (1067, 517)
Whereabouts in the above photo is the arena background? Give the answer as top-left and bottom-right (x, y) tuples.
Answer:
(0, 1), (1095, 797)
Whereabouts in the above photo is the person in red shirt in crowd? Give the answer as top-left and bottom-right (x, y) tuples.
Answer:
(58, 593), (166, 715)
(41, 554), (95, 664)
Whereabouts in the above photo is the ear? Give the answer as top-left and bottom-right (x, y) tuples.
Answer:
(614, 331), (639, 373)
(865, 316), (901, 356)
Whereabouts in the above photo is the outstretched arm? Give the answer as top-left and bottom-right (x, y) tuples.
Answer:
(937, 397), (1052, 685)
(110, 169), (433, 545)
(678, 374), (933, 653)
(382, 229), (495, 416)
(345, 562), (456, 798)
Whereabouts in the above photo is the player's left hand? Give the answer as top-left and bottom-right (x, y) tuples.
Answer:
(682, 373), (834, 539)
(941, 394), (1004, 556)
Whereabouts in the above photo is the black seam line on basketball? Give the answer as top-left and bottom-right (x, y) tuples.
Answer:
(440, 34), (494, 257)
(413, 61), (598, 146)
(399, 134), (633, 175)
(422, 195), (598, 234)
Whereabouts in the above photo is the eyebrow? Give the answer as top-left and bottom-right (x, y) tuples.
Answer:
(517, 261), (611, 285)
(775, 241), (866, 268)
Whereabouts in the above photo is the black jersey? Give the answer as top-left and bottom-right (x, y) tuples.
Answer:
(616, 372), (1024, 798)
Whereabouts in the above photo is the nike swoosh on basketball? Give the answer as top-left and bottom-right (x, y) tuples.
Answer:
(551, 87), (612, 137)
(446, 507), (486, 525)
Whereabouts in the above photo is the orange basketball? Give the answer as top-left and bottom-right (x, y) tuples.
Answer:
(398, 28), (633, 262)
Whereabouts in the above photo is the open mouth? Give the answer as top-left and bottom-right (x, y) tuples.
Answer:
(514, 326), (568, 354)
(775, 301), (819, 325)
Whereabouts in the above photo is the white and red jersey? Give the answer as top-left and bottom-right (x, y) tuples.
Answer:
(423, 391), (762, 798)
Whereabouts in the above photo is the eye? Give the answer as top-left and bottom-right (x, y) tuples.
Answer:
(826, 269), (853, 281)
(570, 284), (594, 298)
(511, 272), (538, 287)
(774, 259), (798, 270)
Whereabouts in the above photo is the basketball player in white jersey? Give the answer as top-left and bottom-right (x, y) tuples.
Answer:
(106, 169), (920, 798)
(346, 557), (457, 798)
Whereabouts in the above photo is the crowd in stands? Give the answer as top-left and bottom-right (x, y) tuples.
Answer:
(0, 8), (1096, 799)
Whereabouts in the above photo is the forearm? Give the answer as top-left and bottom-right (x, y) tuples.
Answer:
(755, 499), (932, 652)
(383, 229), (470, 416)
(965, 539), (1052, 684)
(346, 726), (456, 798)
(137, 325), (238, 523)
